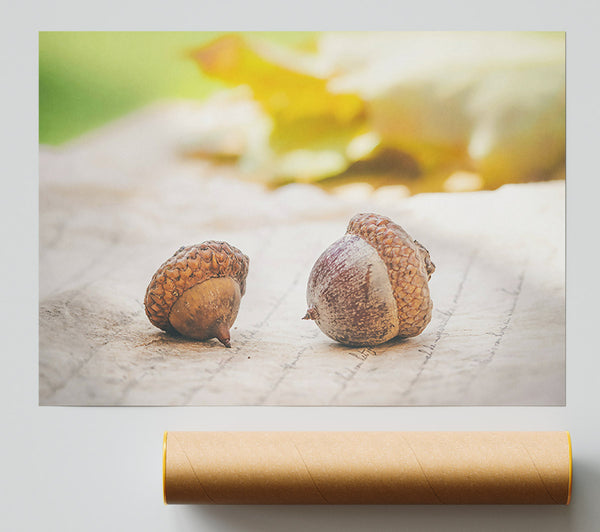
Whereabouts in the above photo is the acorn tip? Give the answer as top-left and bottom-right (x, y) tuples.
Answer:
(303, 307), (318, 320)
(215, 323), (232, 348)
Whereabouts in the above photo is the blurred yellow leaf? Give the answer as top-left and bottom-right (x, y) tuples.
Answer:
(191, 34), (368, 181)
(190, 32), (565, 191)
(323, 32), (565, 188)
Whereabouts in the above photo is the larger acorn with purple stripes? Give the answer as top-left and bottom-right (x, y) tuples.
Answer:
(303, 213), (435, 346)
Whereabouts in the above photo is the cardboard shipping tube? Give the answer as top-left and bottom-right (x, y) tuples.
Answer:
(163, 431), (572, 505)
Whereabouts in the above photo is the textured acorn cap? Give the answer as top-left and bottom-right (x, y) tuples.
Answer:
(346, 213), (435, 338)
(144, 241), (249, 334)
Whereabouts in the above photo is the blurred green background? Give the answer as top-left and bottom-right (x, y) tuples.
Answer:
(39, 31), (315, 145)
(40, 31), (564, 195)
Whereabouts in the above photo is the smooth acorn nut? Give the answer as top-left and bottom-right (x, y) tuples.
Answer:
(144, 241), (249, 347)
(303, 213), (435, 347)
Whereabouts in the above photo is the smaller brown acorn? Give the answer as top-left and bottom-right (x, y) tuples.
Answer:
(303, 213), (435, 347)
(144, 241), (249, 347)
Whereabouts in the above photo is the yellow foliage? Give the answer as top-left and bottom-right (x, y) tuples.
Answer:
(191, 34), (367, 180)
(190, 32), (565, 192)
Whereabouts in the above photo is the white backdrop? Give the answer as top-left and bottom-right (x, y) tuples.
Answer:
(2, 1), (600, 530)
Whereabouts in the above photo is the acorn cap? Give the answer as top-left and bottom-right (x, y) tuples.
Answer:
(144, 241), (249, 334)
(346, 213), (435, 338)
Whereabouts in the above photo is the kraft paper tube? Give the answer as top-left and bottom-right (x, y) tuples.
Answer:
(163, 431), (572, 505)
